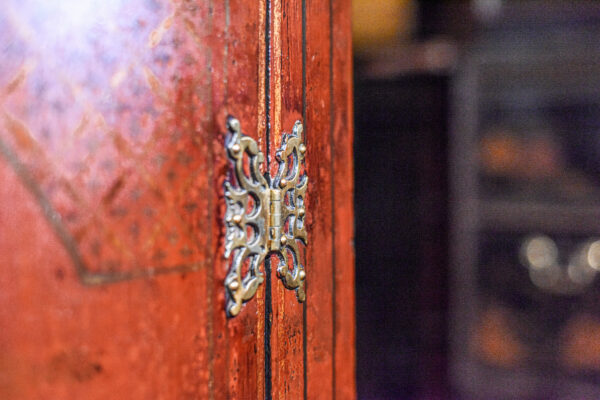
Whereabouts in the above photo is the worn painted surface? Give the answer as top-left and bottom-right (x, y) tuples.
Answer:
(304, 0), (335, 398)
(332, 0), (356, 397)
(0, 0), (354, 398)
(268, 0), (305, 398)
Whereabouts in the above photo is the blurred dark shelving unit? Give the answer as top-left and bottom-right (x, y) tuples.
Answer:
(450, 2), (600, 399)
(354, 2), (600, 399)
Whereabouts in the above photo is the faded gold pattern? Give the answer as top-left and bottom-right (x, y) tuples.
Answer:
(0, 1), (214, 283)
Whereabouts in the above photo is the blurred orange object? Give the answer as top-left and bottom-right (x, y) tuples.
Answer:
(480, 129), (564, 180)
(352, 0), (415, 50)
(561, 314), (600, 371)
(480, 131), (523, 176)
(471, 306), (527, 368)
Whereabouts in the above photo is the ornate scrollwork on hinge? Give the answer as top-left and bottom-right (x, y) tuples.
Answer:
(224, 116), (307, 317)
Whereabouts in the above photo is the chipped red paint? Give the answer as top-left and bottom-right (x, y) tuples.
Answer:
(304, 0), (336, 397)
(332, 0), (356, 397)
(0, 0), (354, 398)
(267, 0), (305, 399)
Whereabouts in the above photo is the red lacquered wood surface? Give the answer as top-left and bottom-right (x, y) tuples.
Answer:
(268, 0), (305, 398)
(304, 0), (335, 398)
(212, 1), (267, 398)
(0, 0), (354, 398)
(332, 0), (357, 397)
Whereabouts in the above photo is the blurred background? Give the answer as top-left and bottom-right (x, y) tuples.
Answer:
(352, 1), (600, 399)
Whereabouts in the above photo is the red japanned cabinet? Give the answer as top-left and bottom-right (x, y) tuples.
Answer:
(0, 1), (355, 398)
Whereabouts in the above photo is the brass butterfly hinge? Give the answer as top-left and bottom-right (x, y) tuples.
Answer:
(223, 116), (307, 317)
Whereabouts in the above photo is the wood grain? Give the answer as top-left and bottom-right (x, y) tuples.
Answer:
(0, 0), (354, 398)
(332, 0), (357, 397)
(212, 0), (267, 398)
(0, 0), (266, 398)
(267, 0), (306, 398)
(304, 0), (335, 398)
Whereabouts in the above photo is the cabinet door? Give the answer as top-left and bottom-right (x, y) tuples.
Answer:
(0, 1), (354, 399)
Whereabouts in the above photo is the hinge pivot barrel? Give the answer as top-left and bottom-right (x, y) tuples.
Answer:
(269, 189), (283, 251)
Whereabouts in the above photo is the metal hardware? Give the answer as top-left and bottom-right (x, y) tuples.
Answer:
(224, 116), (307, 317)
